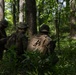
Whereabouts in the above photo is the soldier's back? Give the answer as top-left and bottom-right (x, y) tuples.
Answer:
(6, 32), (28, 56)
(16, 32), (28, 55)
(5, 33), (16, 49)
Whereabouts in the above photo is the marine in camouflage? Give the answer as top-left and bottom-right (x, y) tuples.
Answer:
(5, 22), (28, 61)
(0, 19), (8, 60)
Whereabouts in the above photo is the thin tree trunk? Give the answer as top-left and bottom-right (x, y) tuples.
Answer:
(69, 0), (76, 39)
(0, 0), (4, 21)
(19, 0), (25, 22)
(16, 0), (19, 24)
(13, 0), (16, 26)
(55, 1), (60, 51)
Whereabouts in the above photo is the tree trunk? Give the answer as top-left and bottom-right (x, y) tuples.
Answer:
(0, 0), (4, 21)
(55, 0), (60, 50)
(16, 0), (19, 23)
(69, 0), (76, 39)
(25, 0), (37, 37)
(13, 0), (16, 26)
(19, 0), (25, 22)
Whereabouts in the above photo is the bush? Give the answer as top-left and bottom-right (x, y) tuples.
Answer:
(0, 48), (58, 75)
(0, 39), (76, 75)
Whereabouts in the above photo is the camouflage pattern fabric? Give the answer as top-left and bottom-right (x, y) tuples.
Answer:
(0, 29), (7, 60)
(27, 34), (52, 54)
(27, 33), (59, 69)
(5, 32), (28, 57)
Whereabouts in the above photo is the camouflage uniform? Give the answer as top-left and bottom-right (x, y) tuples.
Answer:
(38, 24), (59, 74)
(0, 19), (8, 60)
(39, 24), (56, 53)
(5, 22), (28, 60)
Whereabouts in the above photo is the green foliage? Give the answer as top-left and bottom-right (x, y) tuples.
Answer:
(0, 48), (18, 75)
(0, 48), (57, 75)
(5, 0), (15, 35)
(55, 39), (76, 75)
(0, 38), (76, 75)
(20, 51), (57, 75)
(2, 0), (76, 75)
(5, 0), (13, 24)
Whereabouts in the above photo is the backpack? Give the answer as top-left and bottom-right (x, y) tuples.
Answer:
(27, 34), (52, 54)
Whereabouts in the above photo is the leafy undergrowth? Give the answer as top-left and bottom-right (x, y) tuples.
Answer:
(0, 38), (76, 75)
(55, 38), (76, 75)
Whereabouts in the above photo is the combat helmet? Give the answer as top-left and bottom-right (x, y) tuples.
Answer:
(17, 22), (28, 29)
(0, 19), (8, 28)
(39, 24), (50, 33)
